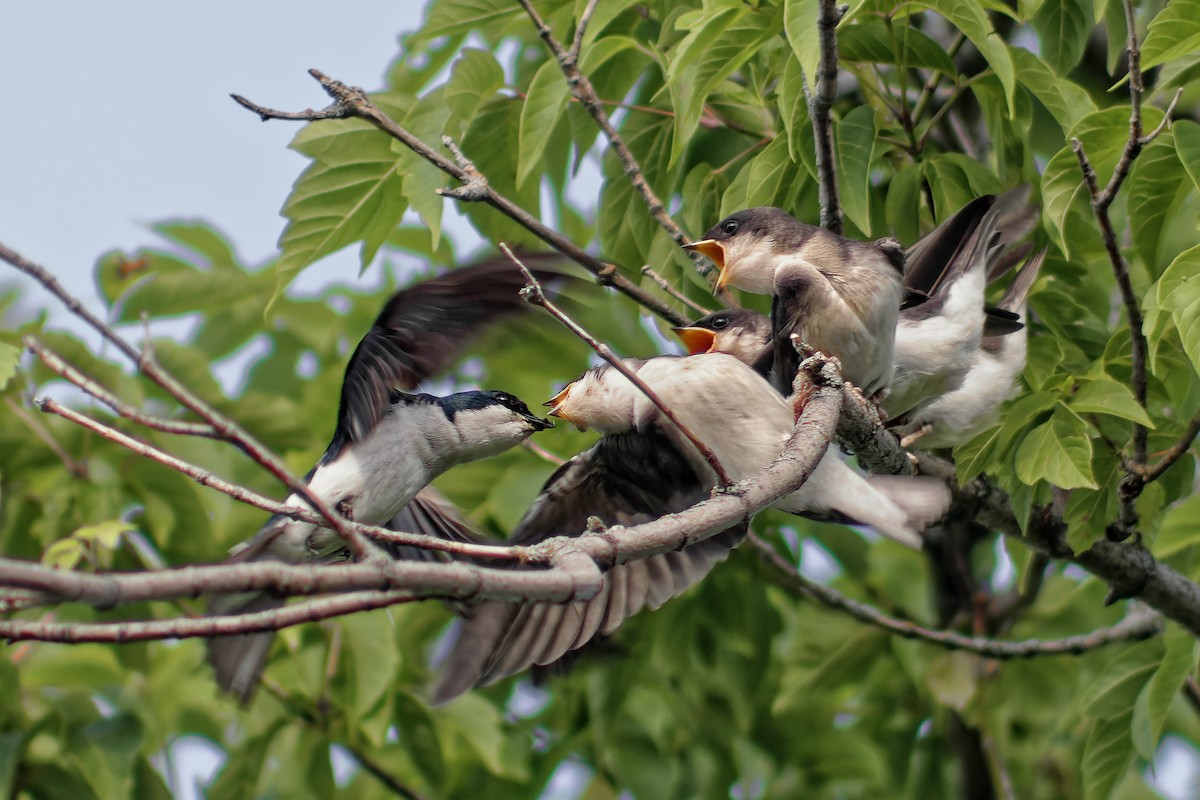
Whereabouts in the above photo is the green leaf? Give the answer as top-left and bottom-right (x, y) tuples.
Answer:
(839, 17), (957, 75)
(925, 651), (977, 711)
(0, 341), (18, 391)
(444, 49), (505, 121)
(667, 5), (777, 168)
(1154, 494), (1200, 557)
(1031, 0), (1091, 74)
(1141, 0), (1200, 70)
(1154, 244), (1200, 377)
(1127, 132), (1190, 277)
(275, 96), (411, 304)
(1069, 377), (1155, 427)
(1015, 403), (1098, 489)
(835, 106), (877, 235)
(783, 0), (820, 88)
(720, 135), (795, 214)
(1009, 46), (1096, 132)
(912, 0), (1016, 114)
(340, 611), (398, 722)
(1131, 625), (1196, 760)
(517, 60), (571, 189)
(418, 0), (521, 40)
(0, 732), (23, 800)
(1173, 119), (1200, 193)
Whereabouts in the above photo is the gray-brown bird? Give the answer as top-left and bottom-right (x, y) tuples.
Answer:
(684, 209), (905, 396)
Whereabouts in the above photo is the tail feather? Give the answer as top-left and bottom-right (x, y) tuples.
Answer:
(998, 248), (1046, 313)
(206, 592), (285, 704)
(866, 475), (953, 536)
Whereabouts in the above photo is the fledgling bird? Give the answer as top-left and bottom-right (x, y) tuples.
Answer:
(894, 248), (1046, 450)
(207, 254), (560, 702)
(433, 353), (950, 702)
(684, 209), (905, 396)
(887, 190), (1036, 420)
(672, 308), (773, 365)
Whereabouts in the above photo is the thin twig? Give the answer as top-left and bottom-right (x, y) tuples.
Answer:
(640, 265), (711, 315)
(751, 534), (1163, 658)
(0, 591), (420, 643)
(4, 395), (87, 478)
(26, 336), (218, 438)
(1069, 0), (1165, 539)
(514, 0), (736, 304)
(231, 72), (689, 327)
(502, 244), (734, 486)
(808, 0), (846, 233)
(569, 0), (603, 59)
(1138, 414), (1200, 482)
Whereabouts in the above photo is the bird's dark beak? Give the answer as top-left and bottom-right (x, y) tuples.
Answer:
(682, 239), (728, 288)
(671, 326), (718, 355)
(528, 415), (555, 431)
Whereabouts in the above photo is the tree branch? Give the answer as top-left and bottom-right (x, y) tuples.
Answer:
(809, 0), (846, 233)
(231, 72), (689, 327)
(26, 336), (218, 439)
(503, 243), (734, 486)
(1137, 414), (1200, 482)
(641, 265), (711, 316)
(751, 534), (1162, 658)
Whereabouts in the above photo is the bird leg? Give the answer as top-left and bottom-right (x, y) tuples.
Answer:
(900, 424), (932, 449)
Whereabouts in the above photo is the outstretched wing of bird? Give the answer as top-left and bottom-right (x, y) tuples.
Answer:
(328, 252), (568, 458)
(433, 429), (746, 702)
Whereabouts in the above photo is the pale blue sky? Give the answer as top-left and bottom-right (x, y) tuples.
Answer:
(1, 3), (417, 312)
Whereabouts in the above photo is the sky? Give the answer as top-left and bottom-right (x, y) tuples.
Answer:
(1, 3), (419, 317)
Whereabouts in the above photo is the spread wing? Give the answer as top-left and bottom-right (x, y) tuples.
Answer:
(433, 430), (746, 702)
(328, 252), (568, 458)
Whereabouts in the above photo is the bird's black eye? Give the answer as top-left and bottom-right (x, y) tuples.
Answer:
(721, 218), (740, 236)
(712, 315), (729, 329)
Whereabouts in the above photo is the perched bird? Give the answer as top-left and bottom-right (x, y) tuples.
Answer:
(684, 209), (905, 396)
(208, 254), (561, 701)
(434, 354), (950, 700)
(672, 308), (772, 366)
(887, 190), (1036, 420)
(894, 248), (1045, 449)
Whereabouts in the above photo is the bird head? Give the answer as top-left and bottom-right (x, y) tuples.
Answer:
(545, 366), (639, 434)
(672, 309), (772, 361)
(684, 207), (812, 294)
(440, 390), (553, 459)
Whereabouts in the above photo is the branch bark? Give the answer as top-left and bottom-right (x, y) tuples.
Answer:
(809, 0), (845, 233)
(231, 72), (690, 327)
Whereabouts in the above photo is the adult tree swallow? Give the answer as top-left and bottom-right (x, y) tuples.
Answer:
(433, 353), (951, 700)
(208, 254), (559, 701)
(684, 209), (905, 396)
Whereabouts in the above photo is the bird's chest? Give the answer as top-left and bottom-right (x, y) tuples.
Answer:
(310, 425), (433, 525)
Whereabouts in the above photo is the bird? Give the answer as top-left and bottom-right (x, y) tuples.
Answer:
(207, 253), (562, 702)
(433, 353), (951, 701)
(886, 190), (1037, 421)
(894, 248), (1045, 450)
(684, 208), (905, 397)
(672, 308), (773, 366)
(678, 193), (1038, 415)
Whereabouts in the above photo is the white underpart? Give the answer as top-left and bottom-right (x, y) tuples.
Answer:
(262, 402), (536, 562)
(887, 267), (986, 418)
(902, 328), (1027, 450)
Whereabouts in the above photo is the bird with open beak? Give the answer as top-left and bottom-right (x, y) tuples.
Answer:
(432, 352), (950, 701)
(684, 209), (905, 397)
(207, 254), (561, 702)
